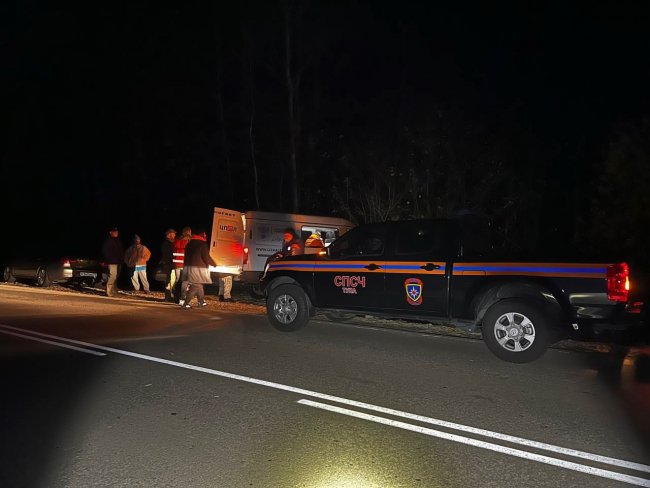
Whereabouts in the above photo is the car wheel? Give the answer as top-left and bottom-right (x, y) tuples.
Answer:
(482, 299), (552, 363)
(324, 312), (354, 322)
(36, 268), (52, 287)
(246, 283), (264, 300)
(266, 284), (310, 332)
(3, 266), (16, 283)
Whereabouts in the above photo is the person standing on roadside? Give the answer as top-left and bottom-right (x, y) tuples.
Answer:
(101, 227), (124, 297)
(124, 235), (151, 293)
(173, 226), (192, 305)
(180, 228), (216, 309)
(160, 228), (176, 302)
(219, 275), (235, 303)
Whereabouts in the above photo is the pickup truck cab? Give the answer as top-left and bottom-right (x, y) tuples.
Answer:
(260, 219), (637, 363)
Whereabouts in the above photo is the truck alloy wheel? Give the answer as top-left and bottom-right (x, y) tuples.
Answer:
(266, 284), (310, 332)
(493, 312), (536, 352)
(482, 299), (552, 363)
(274, 295), (298, 324)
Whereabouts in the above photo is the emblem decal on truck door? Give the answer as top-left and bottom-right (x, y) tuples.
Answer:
(405, 278), (423, 305)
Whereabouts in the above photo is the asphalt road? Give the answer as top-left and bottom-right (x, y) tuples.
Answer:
(2, 285), (650, 488)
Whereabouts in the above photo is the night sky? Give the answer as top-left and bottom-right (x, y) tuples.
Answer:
(3, 1), (649, 262)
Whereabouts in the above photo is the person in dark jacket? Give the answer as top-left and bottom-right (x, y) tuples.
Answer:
(263, 228), (305, 272)
(174, 226), (192, 305)
(101, 227), (124, 297)
(280, 228), (305, 257)
(180, 228), (217, 309)
(160, 228), (176, 302)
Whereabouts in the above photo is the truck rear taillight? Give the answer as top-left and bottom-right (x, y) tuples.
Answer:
(607, 262), (630, 302)
(243, 247), (249, 265)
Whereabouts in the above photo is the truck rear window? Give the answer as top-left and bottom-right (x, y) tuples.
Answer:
(395, 221), (456, 256)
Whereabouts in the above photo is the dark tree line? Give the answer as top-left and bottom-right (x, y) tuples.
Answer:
(578, 117), (650, 268)
(3, 1), (649, 264)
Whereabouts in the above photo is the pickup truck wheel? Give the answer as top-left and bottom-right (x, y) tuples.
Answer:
(482, 299), (552, 363)
(3, 266), (16, 283)
(267, 284), (310, 332)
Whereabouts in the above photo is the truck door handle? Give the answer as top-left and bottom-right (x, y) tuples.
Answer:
(420, 263), (441, 271)
(364, 263), (382, 271)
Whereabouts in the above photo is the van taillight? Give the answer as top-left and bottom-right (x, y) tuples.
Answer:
(607, 263), (629, 302)
(243, 247), (249, 265)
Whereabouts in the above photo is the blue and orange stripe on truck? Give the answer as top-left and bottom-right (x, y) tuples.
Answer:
(267, 261), (380, 273)
(267, 261), (316, 272)
(452, 263), (607, 279)
(268, 261), (447, 274)
(384, 262), (446, 275)
(268, 261), (608, 279)
(268, 261), (376, 273)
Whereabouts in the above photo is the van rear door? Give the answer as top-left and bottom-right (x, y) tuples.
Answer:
(209, 207), (245, 275)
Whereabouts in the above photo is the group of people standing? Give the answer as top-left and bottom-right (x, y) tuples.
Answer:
(101, 226), (235, 309)
(101, 228), (150, 297)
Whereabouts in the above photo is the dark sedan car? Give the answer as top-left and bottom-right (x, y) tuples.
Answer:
(3, 256), (105, 287)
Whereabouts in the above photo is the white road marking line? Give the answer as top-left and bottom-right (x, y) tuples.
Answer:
(0, 322), (647, 476)
(0, 329), (106, 356)
(297, 399), (650, 487)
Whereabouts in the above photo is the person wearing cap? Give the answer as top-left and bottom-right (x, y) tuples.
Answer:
(124, 234), (151, 293)
(160, 228), (177, 302)
(173, 226), (192, 305)
(102, 227), (124, 297)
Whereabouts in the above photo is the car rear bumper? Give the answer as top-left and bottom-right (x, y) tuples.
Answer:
(58, 269), (100, 282)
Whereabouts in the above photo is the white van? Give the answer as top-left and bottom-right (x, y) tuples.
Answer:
(209, 208), (355, 296)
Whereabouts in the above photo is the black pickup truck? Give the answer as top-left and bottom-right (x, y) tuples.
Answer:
(260, 219), (641, 363)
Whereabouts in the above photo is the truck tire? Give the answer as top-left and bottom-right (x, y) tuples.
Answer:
(266, 284), (310, 332)
(3, 266), (16, 283)
(482, 299), (552, 363)
(324, 312), (353, 322)
(246, 283), (264, 300)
